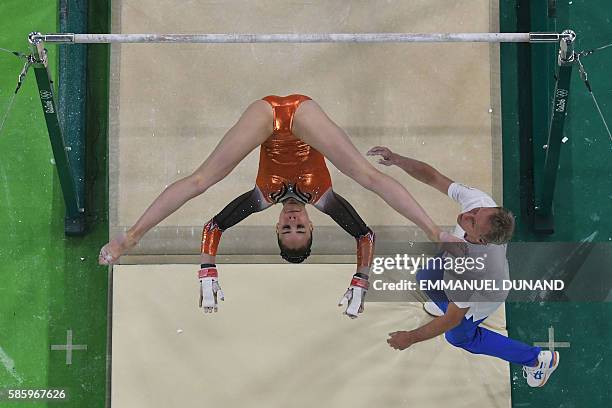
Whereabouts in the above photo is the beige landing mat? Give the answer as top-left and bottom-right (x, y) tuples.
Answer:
(112, 264), (510, 408)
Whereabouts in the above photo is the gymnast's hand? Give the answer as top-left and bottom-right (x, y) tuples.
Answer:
(198, 265), (224, 313)
(366, 146), (398, 166)
(98, 232), (137, 265)
(338, 273), (369, 319)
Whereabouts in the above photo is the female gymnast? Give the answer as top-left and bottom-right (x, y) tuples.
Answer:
(99, 94), (459, 316)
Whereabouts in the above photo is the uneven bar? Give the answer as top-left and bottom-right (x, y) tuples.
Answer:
(29, 32), (572, 44)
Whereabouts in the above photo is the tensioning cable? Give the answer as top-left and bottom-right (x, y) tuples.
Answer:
(0, 47), (33, 138)
(575, 42), (612, 145)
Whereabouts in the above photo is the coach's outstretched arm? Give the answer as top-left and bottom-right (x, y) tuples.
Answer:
(387, 303), (469, 350)
(367, 146), (454, 195)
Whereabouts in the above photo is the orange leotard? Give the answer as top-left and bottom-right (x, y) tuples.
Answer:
(256, 95), (332, 205)
(201, 95), (374, 268)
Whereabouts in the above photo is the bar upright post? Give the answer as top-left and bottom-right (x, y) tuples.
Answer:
(534, 30), (576, 233)
(29, 33), (86, 235)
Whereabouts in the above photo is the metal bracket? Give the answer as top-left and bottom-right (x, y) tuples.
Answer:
(558, 29), (576, 66)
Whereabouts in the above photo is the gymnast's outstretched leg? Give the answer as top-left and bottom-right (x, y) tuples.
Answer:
(292, 99), (446, 242)
(99, 100), (273, 264)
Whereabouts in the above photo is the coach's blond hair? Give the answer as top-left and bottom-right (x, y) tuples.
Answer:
(485, 207), (515, 244)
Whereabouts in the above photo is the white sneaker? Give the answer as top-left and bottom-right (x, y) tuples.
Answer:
(423, 301), (444, 317)
(522, 350), (560, 387)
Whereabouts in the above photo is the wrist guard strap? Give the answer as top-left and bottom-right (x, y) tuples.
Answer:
(198, 268), (218, 279)
(201, 263), (216, 269)
(351, 275), (369, 289)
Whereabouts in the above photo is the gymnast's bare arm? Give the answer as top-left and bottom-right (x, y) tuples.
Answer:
(366, 146), (454, 195)
(98, 100), (273, 265)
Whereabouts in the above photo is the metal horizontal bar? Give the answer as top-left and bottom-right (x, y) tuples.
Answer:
(28, 32), (573, 44)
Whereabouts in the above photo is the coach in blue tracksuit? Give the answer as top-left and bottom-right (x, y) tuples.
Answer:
(367, 146), (559, 388)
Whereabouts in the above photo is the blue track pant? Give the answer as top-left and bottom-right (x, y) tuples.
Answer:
(417, 259), (540, 366)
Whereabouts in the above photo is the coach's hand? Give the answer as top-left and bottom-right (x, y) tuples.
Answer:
(198, 265), (224, 313)
(438, 231), (468, 257)
(338, 273), (369, 319)
(387, 331), (415, 351)
(366, 146), (398, 166)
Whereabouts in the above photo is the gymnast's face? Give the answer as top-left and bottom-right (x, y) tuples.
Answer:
(276, 198), (313, 249)
(457, 207), (497, 245)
